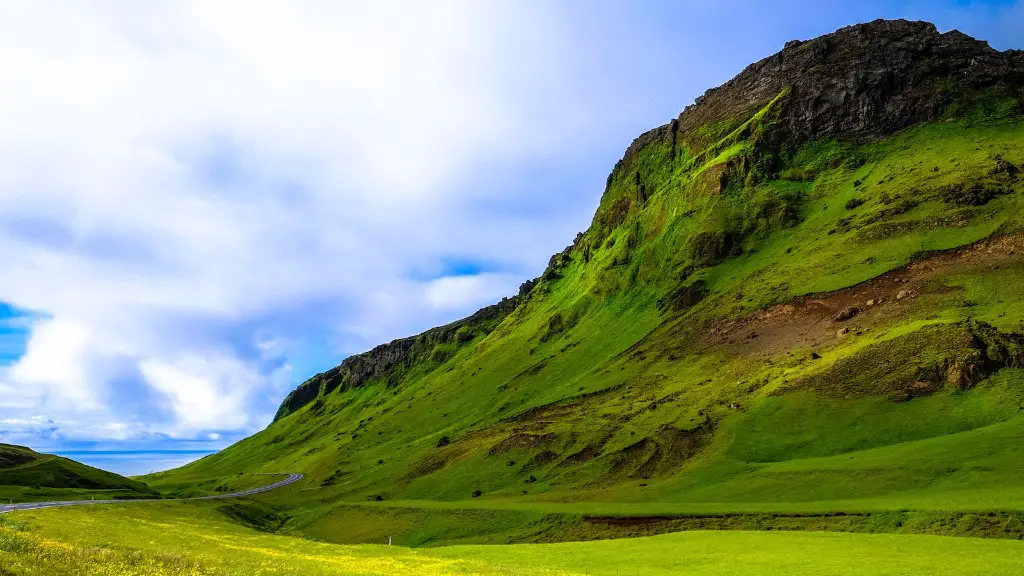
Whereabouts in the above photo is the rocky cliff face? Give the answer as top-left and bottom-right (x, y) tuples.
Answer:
(274, 296), (520, 420)
(614, 19), (1023, 180)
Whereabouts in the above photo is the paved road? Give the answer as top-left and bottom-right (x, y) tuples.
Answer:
(0, 473), (303, 514)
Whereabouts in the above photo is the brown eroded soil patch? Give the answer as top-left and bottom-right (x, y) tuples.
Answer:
(702, 234), (1024, 357)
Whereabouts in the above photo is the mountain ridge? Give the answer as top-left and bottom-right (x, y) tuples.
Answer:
(275, 296), (521, 420)
(274, 18), (1024, 421)
(144, 18), (1024, 546)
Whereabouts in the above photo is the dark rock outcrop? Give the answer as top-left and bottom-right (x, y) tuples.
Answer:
(274, 296), (520, 420)
(991, 155), (1019, 178)
(658, 280), (708, 312)
(612, 19), (1024, 180)
(782, 321), (1024, 401)
(833, 307), (860, 322)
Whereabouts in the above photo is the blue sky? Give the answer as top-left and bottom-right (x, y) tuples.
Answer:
(0, 0), (1021, 463)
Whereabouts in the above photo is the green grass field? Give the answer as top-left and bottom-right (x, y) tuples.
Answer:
(4, 503), (1024, 575)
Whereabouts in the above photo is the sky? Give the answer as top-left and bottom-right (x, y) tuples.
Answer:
(0, 0), (1021, 469)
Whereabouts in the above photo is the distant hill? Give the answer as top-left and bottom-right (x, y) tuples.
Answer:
(0, 443), (158, 503)
(145, 20), (1024, 545)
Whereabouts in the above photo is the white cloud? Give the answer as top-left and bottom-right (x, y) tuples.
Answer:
(0, 1), (594, 442)
(7, 318), (100, 410)
(139, 357), (253, 431)
(425, 274), (522, 310)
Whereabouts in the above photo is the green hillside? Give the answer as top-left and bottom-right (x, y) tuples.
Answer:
(0, 443), (157, 503)
(144, 20), (1024, 546)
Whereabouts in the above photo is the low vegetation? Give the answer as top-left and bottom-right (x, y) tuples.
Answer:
(0, 444), (157, 503)
(3, 504), (1024, 575)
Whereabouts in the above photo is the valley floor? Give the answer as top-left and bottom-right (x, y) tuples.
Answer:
(3, 502), (1024, 575)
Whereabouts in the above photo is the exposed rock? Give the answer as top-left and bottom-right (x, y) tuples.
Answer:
(540, 236), (587, 282)
(486, 433), (555, 456)
(946, 359), (986, 390)
(991, 155), (1020, 178)
(940, 182), (1003, 206)
(689, 20), (1021, 144)
(274, 296), (521, 420)
(519, 278), (538, 298)
(691, 230), (742, 267)
(833, 307), (860, 322)
(837, 327), (850, 337)
(897, 290), (910, 300)
(612, 19), (1023, 181)
(783, 321), (1024, 400)
(658, 280), (709, 313)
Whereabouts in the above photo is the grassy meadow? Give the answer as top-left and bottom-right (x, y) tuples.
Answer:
(4, 503), (1024, 575)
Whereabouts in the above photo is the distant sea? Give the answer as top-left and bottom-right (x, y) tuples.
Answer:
(52, 450), (217, 477)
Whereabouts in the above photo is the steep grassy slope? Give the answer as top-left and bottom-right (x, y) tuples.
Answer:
(4, 504), (1024, 575)
(0, 444), (157, 503)
(145, 20), (1024, 544)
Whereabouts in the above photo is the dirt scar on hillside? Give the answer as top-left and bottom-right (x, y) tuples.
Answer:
(702, 234), (1024, 358)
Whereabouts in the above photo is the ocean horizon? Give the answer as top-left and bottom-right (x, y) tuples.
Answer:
(53, 450), (218, 477)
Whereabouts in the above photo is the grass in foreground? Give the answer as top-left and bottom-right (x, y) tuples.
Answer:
(3, 503), (1024, 575)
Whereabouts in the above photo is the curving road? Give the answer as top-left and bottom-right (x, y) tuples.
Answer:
(0, 473), (303, 515)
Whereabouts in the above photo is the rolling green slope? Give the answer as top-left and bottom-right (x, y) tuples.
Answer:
(144, 20), (1024, 545)
(0, 443), (157, 503)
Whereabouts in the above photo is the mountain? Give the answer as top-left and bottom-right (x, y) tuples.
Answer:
(0, 443), (158, 503)
(144, 20), (1024, 544)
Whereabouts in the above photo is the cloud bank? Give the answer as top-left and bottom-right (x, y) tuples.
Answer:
(0, 0), (591, 447)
